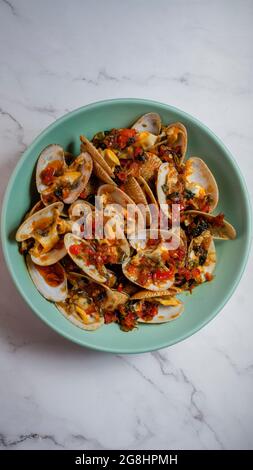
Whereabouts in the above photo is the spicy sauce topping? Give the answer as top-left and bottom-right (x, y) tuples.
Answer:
(36, 263), (64, 287)
(40, 160), (64, 186)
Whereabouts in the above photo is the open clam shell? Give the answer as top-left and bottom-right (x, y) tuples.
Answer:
(26, 255), (67, 302)
(30, 240), (67, 266)
(156, 162), (180, 217)
(130, 288), (181, 301)
(80, 135), (114, 177)
(162, 122), (187, 163)
(132, 113), (162, 136)
(184, 157), (219, 212)
(16, 202), (64, 243)
(37, 145), (93, 205)
(68, 200), (95, 220)
(184, 210), (236, 240)
(36, 144), (66, 193)
(187, 233), (216, 283)
(136, 176), (158, 224)
(64, 233), (108, 283)
(16, 201), (68, 264)
(122, 253), (174, 291)
(61, 152), (93, 204)
(24, 200), (45, 219)
(66, 271), (129, 311)
(137, 301), (184, 324)
(97, 184), (145, 236)
(140, 152), (162, 182)
(93, 159), (116, 185)
(123, 176), (151, 225)
(56, 295), (104, 331)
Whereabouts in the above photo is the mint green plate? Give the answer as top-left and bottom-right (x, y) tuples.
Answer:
(1, 99), (252, 353)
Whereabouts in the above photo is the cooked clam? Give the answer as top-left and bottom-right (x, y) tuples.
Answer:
(80, 135), (114, 177)
(36, 144), (66, 194)
(66, 272), (129, 311)
(183, 157), (219, 212)
(16, 202), (68, 265)
(184, 210), (236, 240)
(26, 255), (67, 302)
(156, 162), (181, 216)
(64, 233), (109, 283)
(132, 113), (162, 135)
(139, 152), (162, 181)
(122, 252), (174, 291)
(137, 301), (184, 323)
(123, 176), (151, 225)
(160, 122), (187, 163)
(56, 294), (104, 331)
(187, 232), (216, 283)
(97, 184), (145, 236)
(37, 144), (93, 205)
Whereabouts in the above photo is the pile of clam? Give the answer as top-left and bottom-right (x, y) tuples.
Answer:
(16, 113), (236, 332)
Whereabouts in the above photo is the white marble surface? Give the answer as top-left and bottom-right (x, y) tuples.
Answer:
(0, 0), (252, 450)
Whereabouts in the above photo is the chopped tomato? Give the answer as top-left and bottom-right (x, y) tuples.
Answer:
(40, 166), (55, 185)
(40, 160), (63, 185)
(133, 146), (143, 157)
(120, 312), (137, 331)
(104, 311), (118, 324)
(205, 272), (213, 282)
(191, 267), (201, 279)
(147, 238), (160, 247)
(69, 244), (82, 256)
(178, 267), (192, 281)
(127, 264), (138, 276)
(117, 171), (128, 182)
(153, 268), (174, 282)
(117, 129), (136, 149)
(85, 305), (98, 317)
(138, 302), (158, 321)
(36, 264), (64, 287)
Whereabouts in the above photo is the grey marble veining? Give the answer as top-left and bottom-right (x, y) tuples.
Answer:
(0, 0), (252, 450)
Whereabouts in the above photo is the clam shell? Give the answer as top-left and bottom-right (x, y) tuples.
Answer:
(93, 160), (117, 185)
(64, 233), (108, 283)
(36, 144), (65, 193)
(185, 210), (236, 240)
(16, 202), (64, 242)
(101, 287), (129, 311)
(136, 176), (158, 224)
(132, 113), (162, 135)
(123, 176), (151, 225)
(97, 184), (145, 236)
(80, 135), (114, 177)
(64, 271), (129, 311)
(137, 302), (184, 324)
(30, 242), (67, 266)
(56, 297), (104, 331)
(140, 152), (162, 181)
(164, 122), (187, 163)
(62, 152), (93, 204)
(184, 157), (219, 211)
(122, 253), (174, 291)
(26, 255), (67, 302)
(68, 199), (94, 220)
(156, 162), (180, 216)
(130, 288), (180, 300)
(24, 200), (45, 219)
(187, 234), (216, 282)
